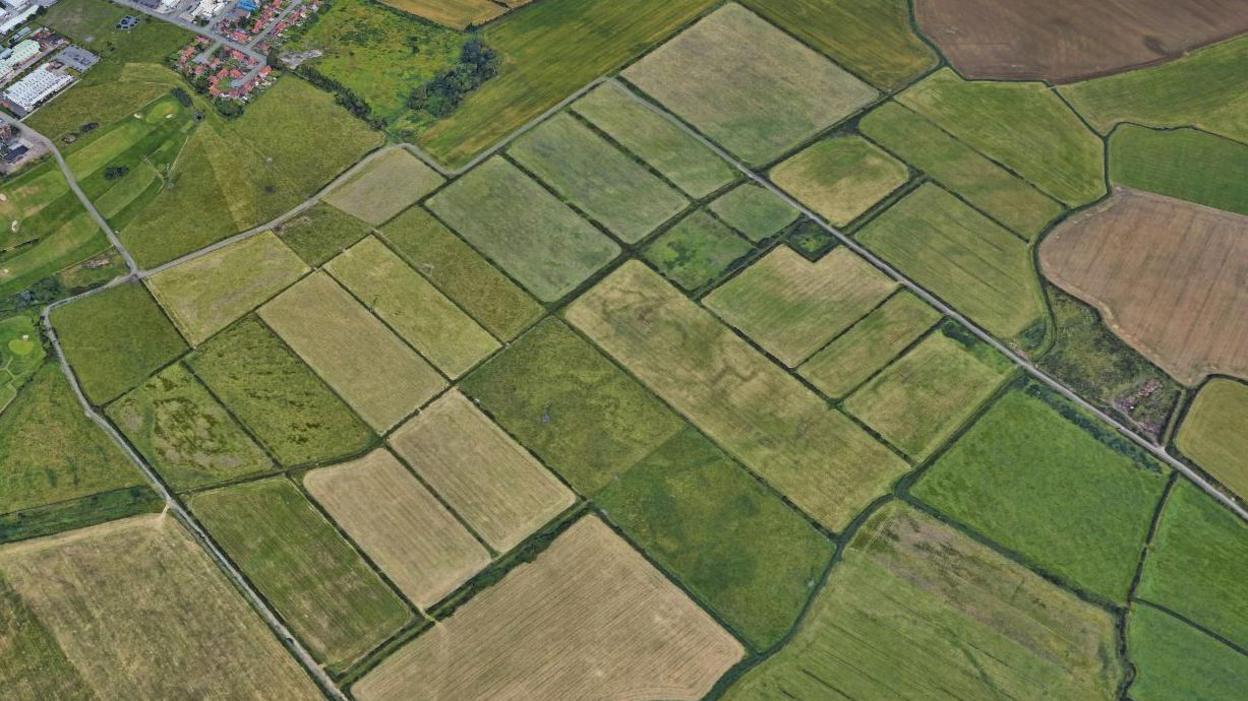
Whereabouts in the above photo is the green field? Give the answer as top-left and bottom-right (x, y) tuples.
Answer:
(416, 0), (719, 167)
(1137, 481), (1248, 647)
(189, 477), (411, 670)
(857, 183), (1044, 340)
(769, 135), (909, 227)
(426, 158), (618, 302)
(860, 101), (1064, 239)
(1108, 125), (1248, 215)
(571, 81), (736, 199)
(1126, 603), (1248, 701)
(642, 209), (753, 292)
(460, 318), (683, 495)
(509, 113), (689, 242)
(567, 261), (906, 531)
(1059, 34), (1248, 143)
(186, 317), (374, 466)
(799, 291), (941, 398)
(844, 326), (1013, 460)
(724, 501), (1122, 699)
(146, 232), (309, 346)
(379, 206), (542, 340)
(106, 363), (273, 491)
(912, 387), (1169, 603)
(52, 283), (188, 405)
(623, 4), (877, 166)
(326, 236), (498, 378)
(708, 183), (800, 242)
(0, 487), (161, 546)
(322, 149), (445, 226)
(0, 364), (143, 515)
(276, 203), (374, 267)
(0, 315), (46, 411)
(597, 427), (834, 651)
(899, 69), (1105, 207)
(704, 246), (897, 367)
(1177, 379), (1248, 501)
(739, 0), (938, 90)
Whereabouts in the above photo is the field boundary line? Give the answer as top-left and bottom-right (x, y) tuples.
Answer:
(608, 77), (1248, 524)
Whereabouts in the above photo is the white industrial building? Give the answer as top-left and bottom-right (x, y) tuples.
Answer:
(0, 38), (38, 80)
(4, 64), (72, 113)
(0, 3), (36, 34)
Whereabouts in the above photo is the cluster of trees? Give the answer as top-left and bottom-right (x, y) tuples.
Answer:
(407, 38), (499, 117)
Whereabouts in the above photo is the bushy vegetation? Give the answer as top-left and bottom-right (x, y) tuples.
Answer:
(408, 38), (500, 118)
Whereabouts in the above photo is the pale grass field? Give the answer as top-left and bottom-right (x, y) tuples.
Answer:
(323, 149), (445, 225)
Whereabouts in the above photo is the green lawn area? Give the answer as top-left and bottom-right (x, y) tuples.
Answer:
(770, 135), (909, 227)
(597, 427), (834, 651)
(0, 315), (47, 411)
(189, 477), (411, 671)
(0, 363), (143, 515)
(1177, 379), (1248, 502)
(739, 0), (938, 91)
(899, 68), (1105, 207)
(508, 112), (689, 243)
(708, 183), (799, 242)
(416, 0), (719, 168)
(856, 183), (1044, 340)
(1059, 34), (1248, 143)
(106, 362), (273, 491)
(860, 101), (1063, 239)
(186, 316), (374, 467)
(425, 157), (618, 302)
(1137, 481), (1248, 648)
(1125, 603), (1248, 701)
(911, 386), (1170, 603)
(1108, 125), (1248, 215)
(275, 203), (373, 267)
(51, 283), (188, 405)
(643, 209), (753, 292)
(459, 318), (683, 495)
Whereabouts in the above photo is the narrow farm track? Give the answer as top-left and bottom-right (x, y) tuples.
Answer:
(608, 77), (1248, 524)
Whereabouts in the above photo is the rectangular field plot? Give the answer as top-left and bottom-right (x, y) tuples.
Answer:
(566, 261), (907, 532)
(276, 203), (373, 267)
(912, 387), (1169, 603)
(571, 81), (736, 199)
(304, 449), (489, 609)
(708, 182), (800, 242)
(860, 101), (1063, 239)
(187, 317), (374, 467)
(1109, 125), (1248, 216)
(643, 209), (753, 292)
(378, 0), (502, 31)
(769, 135), (909, 227)
(799, 291), (941, 398)
(1125, 603), (1248, 701)
(598, 427), (833, 650)
(189, 477), (411, 670)
(326, 237), (498, 378)
(460, 318), (683, 496)
(723, 501), (1122, 700)
(380, 206), (542, 341)
(260, 272), (446, 431)
(622, 4), (877, 166)
(1177, 379), (1248, 502)
(844, 326), (1013, 459)
(426, 157), (619, 302)
(352, 516), (743, 701)
(857, 183), (1044, 340)
(0, 514), (321, 700)
(146, 231), (309, 346)
(704, 246), (898, 367)
(107, 363), (272, 491)
(323, 149), (445, 226)
(508, 112), (689, 243)
(389, 391), (574, 552)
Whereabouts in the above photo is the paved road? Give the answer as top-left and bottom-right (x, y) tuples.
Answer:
(609, 77), (1248, 523)
(111, 0), (268, 64)
(249, 0), (304, 48)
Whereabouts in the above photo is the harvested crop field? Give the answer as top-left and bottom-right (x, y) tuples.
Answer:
(304, 449), (490, 609)
(380, 0), (503, 30)
(704, 246), (898, 367)
(323, 149), (444, 226)
(146, 232), (309, 346)
(260, 272), (446, 431)
(915, 0), (1248, 82)
(1040, 188), (1248, 384)
(0, 513), (321, 700)
(724, 501), (1122, 700)
(622, 3), (877, 166)
(1177, 379), (1248, 501)
(389, 390), (574, 552)
(567, 261), (907, 531)
(769, 135), (909, 227)
(352, 515), (743, 701)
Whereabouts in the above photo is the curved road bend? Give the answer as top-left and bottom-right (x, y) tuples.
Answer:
(610, 77), (1248, 524)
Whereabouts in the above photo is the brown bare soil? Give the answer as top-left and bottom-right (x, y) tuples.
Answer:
(352, 515), (742, 701)
(1040, 188), (1248, 385)
(915, 0), (1248, 82)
